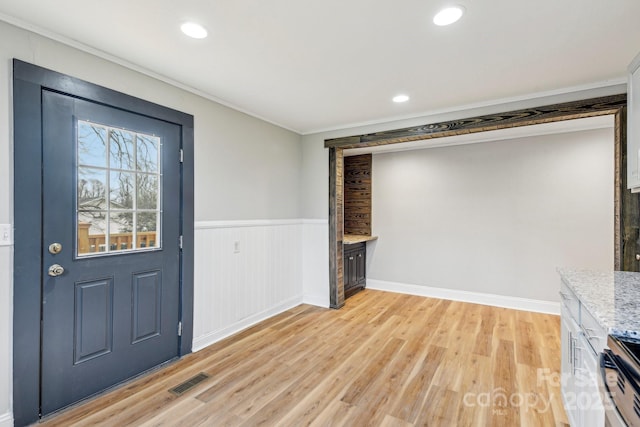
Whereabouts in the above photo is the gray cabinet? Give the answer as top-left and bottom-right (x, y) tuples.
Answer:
(344, 242), (366, 298)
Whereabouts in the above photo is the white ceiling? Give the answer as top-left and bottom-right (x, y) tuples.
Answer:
(0, 0), (639, 134)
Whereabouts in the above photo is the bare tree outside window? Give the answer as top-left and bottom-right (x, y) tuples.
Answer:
(76, 121), (161, 255)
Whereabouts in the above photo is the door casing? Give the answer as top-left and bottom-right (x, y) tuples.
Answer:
(12, 59), (195, 426)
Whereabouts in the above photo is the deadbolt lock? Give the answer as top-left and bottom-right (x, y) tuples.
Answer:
(49, 243), (62, 254)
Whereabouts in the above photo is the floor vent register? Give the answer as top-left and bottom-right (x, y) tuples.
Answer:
(169, 372), (210, 396)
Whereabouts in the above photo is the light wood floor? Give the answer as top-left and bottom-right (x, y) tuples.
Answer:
(39, 290), (568, 427)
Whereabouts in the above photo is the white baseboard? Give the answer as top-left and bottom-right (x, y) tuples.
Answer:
(367, 279), (560, 315)
(192, 295), (303, 352)
(302, 294), (329, 308)
(0, 412), (13, 427)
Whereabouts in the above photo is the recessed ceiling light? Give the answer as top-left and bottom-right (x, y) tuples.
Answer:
(181, 22), (208, 39)
(433, 6), (465, 26)
(393, 95), (410, 103)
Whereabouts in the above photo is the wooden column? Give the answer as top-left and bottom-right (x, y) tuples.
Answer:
(618, 107), (640, 271)
(329, 147), (345, 309)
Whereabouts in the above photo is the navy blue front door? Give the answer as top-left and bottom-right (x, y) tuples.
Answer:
(40, 90), (181, 415)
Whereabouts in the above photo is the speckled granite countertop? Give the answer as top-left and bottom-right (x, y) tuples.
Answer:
(559, 269), (640, 339)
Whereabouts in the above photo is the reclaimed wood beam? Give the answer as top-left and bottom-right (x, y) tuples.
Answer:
(325, 94), (627, 149)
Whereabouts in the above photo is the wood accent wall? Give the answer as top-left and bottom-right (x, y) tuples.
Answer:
(344, 154), (372, 236)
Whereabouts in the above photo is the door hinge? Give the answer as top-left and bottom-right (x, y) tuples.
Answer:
(178, 321), (183, 336)
(179, 235), (183, 250)
(180, 149), (184, 163)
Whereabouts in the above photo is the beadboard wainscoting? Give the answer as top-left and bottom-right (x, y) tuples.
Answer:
(193, 220), (303, 351)
(302, 219), (330, 308)
(193, 219), (330, 352)
(0, 413), (12, 427)
(0, 246), (10, 427)
(367, 279), (560, 315)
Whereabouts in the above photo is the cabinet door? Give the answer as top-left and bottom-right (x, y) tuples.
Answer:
(355, 247), (366, 285)
(561, 308), (579, 427)
(344, 250), (357, 288)
(576, 335), (605, 427)
(344, 251), (352, 288)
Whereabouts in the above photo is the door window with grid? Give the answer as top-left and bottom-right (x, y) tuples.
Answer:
(76, 120), (162, 256)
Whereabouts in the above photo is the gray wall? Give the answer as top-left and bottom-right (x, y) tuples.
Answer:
(0, 20), (301, 424)
(369, 128), (615, 301)
(192, 106), (301, 220)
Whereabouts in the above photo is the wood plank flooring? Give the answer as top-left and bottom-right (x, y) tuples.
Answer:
(38, 290), (569, 427)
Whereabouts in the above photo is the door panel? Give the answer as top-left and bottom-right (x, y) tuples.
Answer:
(131, 270), (162, 344)
(40, 90), (181, 415)
(74, 278), (114, 364)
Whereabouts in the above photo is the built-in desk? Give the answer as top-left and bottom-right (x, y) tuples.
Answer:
(343, 235), (377, 298)
(343, 234), (378, 245)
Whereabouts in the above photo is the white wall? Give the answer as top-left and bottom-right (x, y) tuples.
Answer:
(369, 128), (614, 304)
(0, 20), (304, 425)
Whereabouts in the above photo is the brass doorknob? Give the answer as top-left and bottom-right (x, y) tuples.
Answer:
(48, 264), (65, 277)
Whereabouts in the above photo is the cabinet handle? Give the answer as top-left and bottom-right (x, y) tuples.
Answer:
(572, 337), (580, 375)
(574, 367), (591, 377)
(583, 328), (602, 341)
(358, 254), (362, 257)
(349, 257), (354, 260)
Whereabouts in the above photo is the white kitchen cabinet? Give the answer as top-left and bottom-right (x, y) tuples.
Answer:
(576, 333), (605, 427)
(559, 281), (605, 427)
(560, 305), (579, 426)
(627, 50), (640, 190)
